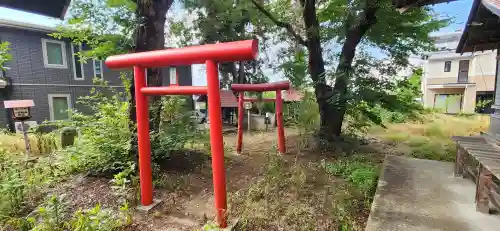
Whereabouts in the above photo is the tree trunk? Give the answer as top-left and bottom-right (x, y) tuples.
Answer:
(329, 0), (379, 136)
(254, 0), (378, 138)
(300, 0), (335, 138)
(133, 0), (173, 132)
(238, 61), (246, 84)
(128, 0), (173, 157)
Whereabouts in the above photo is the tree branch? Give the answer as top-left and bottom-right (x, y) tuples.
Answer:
(251, 0), (307, 46)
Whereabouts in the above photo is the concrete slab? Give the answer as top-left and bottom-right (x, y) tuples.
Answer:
(136, 199), (162, 212)
(366, 155), (500, 231)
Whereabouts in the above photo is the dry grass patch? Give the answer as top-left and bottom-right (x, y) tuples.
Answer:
(229, 151), (377, 231)
(0, 132), (59, 156)
(369, 113), (489, 161)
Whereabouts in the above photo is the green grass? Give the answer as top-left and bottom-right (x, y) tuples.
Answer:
(322, 155), (379, 197)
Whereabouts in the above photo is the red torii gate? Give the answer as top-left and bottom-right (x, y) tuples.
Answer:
(231, 81), (290, 154)
(105, 40), (258, 228)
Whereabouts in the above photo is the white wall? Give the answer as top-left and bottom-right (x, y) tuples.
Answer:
(426, 58), (464, 78)
(470, 51), (496, 76)
(424, 51), (496, 79)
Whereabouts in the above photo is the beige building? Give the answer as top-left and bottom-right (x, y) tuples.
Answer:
(417, 32), (495, 113)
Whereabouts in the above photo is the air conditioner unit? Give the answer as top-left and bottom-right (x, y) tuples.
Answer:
(14, 121), (37, 134)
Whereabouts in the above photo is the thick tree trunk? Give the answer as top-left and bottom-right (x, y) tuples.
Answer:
(238, 61), (246, 84)
(128, 0), (173, 157)
(300, 0), (336, 138)
(132, 0), (173, 132)
(254, 0), (377, 138)
(329, 0), (379, 136)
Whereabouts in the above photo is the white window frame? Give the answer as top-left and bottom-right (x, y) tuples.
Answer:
(41, 38), (68, 69)
(71, 44), (85, 80)
(48, 94), (72, 121)
(93, 59), (104, 79)
(169, 67), (177, 85)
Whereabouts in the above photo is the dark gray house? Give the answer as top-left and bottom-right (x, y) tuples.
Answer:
(0, 19), (192, 131)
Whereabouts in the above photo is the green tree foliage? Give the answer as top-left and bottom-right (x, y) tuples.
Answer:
(280, 48), (309, 89)
(179, 0), (270, 87)
(250, 0), (448, 138)
(52, 0), (175, 156)
(0, 41), (12, 73)
(50, 0), (136, 61)
(344, 57), (424, 132)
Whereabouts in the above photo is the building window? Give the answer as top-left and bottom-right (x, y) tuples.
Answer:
(41, 38), (67, 69)
(434, 94), (463, 114)
(169, 67), (178, 85)
(71, 44), (84, 80)
(48, 94), (72, 121)
(93, 60), (103, 79)
(444, 61), (451, 72)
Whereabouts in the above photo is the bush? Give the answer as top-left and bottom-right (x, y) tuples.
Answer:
(151, 96), (210, 161)
(284, 91), (319, 133)
(0, 81), (210, 227)
(6, 195), (131, 231)
(54, 85), (132, 174)
(0, 149), (60, 222)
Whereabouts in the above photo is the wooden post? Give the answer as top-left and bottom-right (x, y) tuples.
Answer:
(21, 120), (31, 161)
(454, 146), (464, 177)
(476, 164), (492, 213)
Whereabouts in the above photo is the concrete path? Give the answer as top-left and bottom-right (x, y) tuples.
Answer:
(365, 155), (500, 231)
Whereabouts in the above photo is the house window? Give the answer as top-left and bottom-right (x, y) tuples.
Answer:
(41, 38), (67, 69)
(48, 94), (72, 121)
(444, 61), (451, 72)
(93, 60), (103, 79)
(434, 94), (463, 114)
(71, 44), (84, 80)
(169, 67), (178, 85)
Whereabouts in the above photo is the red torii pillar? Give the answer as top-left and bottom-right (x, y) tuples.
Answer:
(231, 81), (290, 154)
(105, 40), (258, 228)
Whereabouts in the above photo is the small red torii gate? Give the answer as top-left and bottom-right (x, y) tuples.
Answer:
(105, 40), (258, 228)
(231, 81), (290, 154)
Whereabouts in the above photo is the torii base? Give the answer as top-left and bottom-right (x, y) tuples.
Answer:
(136, 199), (162, 212)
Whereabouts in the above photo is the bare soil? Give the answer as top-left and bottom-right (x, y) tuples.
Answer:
(58, 129), (384, 230)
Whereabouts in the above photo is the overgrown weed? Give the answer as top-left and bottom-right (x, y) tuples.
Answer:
(370, 113), (488, 161)
(230, 150), (376, 230)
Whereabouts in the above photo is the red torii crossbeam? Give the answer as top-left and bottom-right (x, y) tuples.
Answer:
(231, 81), (290, 154)
(106, 40), (258, 228)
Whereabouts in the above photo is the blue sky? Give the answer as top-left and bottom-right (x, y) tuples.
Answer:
(0, 0), (474, 31)
(433, 0), (473, 33)
(0, 0), (474, 85)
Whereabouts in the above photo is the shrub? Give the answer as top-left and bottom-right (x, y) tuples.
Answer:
(284, 91), (319, 133)
(151, 96), (210, 161)
(69, 203), (131, 231)
(0, 149), (60, 221)
(6, 195), (131, 231)
(54, 84), (132, 174)
(0, 155), (26, 217)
